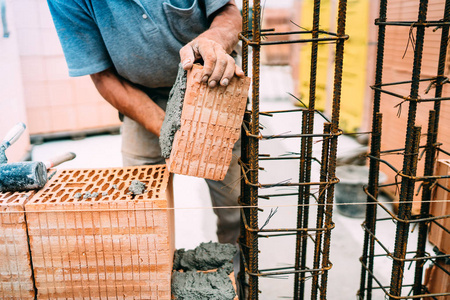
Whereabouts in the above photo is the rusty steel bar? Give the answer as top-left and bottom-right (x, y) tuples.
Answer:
(311, 122), (331, 299)
(320, 1), (348, 299)
(389, 0), (429, 297)
(239, 0), (250, 296)
(390, 126), (423, 298)
(248, 0), (261, 298)
(413, 0), (450, 295)
(294, 1), (322, 296)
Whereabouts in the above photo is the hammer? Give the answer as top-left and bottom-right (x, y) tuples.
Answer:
(0, 123), (76, 192)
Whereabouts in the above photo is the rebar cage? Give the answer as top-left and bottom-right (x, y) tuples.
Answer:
(238, 0), (349, 299)
(358, 0), (450, 299)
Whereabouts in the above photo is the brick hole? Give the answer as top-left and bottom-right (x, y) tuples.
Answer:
(98, 179), (104, 186)
(139, 173), (144, 180)
(73, 170), (80, 177)
(153, 171), (159, 179)
(101, 184), (109, 191)
(88, 170), (95, 177)
(78, 175), (85, 181)
(52, 184), (61, 192)
(123, 174), (130, 180)
(151, 181), (156, 188)
(65, 183), (84, 188)
(61, 195), (69, 202)
(56, 190), (64, 197)
(92, 175), (99, 181)
(108, 175), (114, 181)
(118, 182), (125, 190)
(118, 170), (124, 176)
(132, 169), (138, 176)
(148, 190), (153, 198)
(112, 193), (119, 200)
(63, 175), (70, 181)
(146, 168), (153, 176)
(86, 184), (93, 191)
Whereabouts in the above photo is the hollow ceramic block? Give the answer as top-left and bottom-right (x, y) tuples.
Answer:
(25, 166), (174, 300)
(430, 160), (450, 254)
(0, 191), (35, 299)
(167, 64), (251, 181)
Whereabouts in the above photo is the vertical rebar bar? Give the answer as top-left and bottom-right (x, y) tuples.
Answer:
(248, 0), (261, 298)
(239, 0), (250, 296)
(413, 0), (450, 295)
(311, 122), (331, 300)
(294, 1), (322, 298)
(389, 0), (428, 297)
(358, 2), (388, 299)
(320, 1), (348, 299)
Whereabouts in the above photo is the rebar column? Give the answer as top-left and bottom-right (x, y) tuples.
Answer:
(389, 0), (428, 297)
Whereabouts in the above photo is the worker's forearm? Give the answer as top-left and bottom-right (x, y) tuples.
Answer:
(90, 69), (165, 137)
(201, 1), (242, 53)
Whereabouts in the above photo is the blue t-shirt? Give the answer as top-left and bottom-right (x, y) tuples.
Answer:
(48, 0), (229, 88)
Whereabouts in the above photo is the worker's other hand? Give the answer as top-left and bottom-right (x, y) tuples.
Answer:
(180, 37), (244, 88)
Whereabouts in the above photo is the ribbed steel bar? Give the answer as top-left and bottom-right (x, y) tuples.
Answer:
(294, 110), (310, 299)
(294, 2), (321, 296)
(319, 1), (347, 298)
(239, 0), (250, 296)
(248, 0), (261, 298)
(390, 126), (423, 298)
(413, 0), (450, 295)
(311, 123), (331, 299)
(389, 0), (428, 297)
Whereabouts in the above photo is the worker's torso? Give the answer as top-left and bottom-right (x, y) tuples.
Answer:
(81, 0), (211, 88)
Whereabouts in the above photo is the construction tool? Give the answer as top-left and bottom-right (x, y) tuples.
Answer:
(0, 122), (76, 192)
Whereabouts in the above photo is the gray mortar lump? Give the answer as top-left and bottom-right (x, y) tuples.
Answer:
(128, 180), (146, 195)
(159, 64), (187, 158)
(172, 270), (236, 300)
(172, 242), (238, 300)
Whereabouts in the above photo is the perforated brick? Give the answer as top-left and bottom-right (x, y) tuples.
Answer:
(167, 64), (251, 181)
(0, 191), (35, 299)
(25, 165), (174, 299)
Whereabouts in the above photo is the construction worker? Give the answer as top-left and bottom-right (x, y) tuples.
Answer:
(47, 0), (244, 244)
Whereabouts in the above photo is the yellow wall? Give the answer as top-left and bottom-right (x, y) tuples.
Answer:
(298, 0), (369, 132)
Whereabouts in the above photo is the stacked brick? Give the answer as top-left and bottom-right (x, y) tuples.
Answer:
(167, 64), (251, 181)
(24, 165), (174, 299)
(0, 191), (35, 299)
(430, 160), (450, 254)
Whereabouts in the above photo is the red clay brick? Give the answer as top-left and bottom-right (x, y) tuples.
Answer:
(25, 166), (174, 299)
(0, 191), (35, 299)
(167, 64), (251, 181)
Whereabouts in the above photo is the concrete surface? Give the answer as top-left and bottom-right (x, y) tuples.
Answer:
(31, 66), (432, 299)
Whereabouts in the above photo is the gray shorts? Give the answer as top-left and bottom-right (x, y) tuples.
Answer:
(121, 116), (241, 244)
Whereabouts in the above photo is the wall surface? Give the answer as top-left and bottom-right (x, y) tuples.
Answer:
(9, 0), (120, 136)
(0, 0), (30, 162)
(378, 0), (450, 211)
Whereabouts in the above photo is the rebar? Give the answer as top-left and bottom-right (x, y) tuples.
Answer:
(358, 0), (450, 299)
(239, 0), (348, 299)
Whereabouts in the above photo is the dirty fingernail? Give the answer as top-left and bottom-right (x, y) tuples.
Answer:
(221, 78), (229, 86)
(209, 80), (217, 88)
(202, 75), (209, 83)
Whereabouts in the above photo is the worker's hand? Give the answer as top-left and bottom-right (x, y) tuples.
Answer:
(180, 37), (244, 88)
